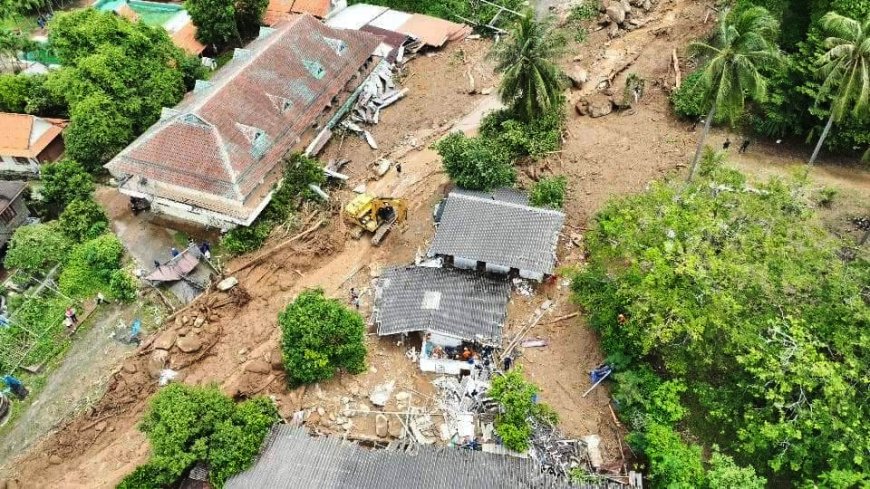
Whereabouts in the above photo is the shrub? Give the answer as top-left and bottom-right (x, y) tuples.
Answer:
(109, 269), (138, 302)
(435, 132), (515, 191)
(220, 221), (272, 256)
(488, 369), (557, 452)
(278, 288), (366, 386)
(670, 69), (706, 119)
(817, 186), (837, 207)
(529, 176), (567, 209)
(479, 107), (563, 158)
(40, 160), (95, 211)
(58, 234), (124, 298)
(707, 449), (767, 489)
(120, 384), (278, 489)
(4, 223), (72, 273)
(630, 423), (706, 488)
(58, 199), (109, 241)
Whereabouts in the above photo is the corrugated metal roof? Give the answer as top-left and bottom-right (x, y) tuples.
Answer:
(105, 15), (380, 221)
(325, 4), (388, 29)
(375, 266), (509, 342)
(430, 191), (565, 275)
(397, 13), (471, 47)
(367, 9), (411, 31)
(0, 181), (26, 212)
(226, 425), (588, 489)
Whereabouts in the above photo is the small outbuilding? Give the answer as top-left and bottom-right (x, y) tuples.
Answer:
(0, 113), (66, 175)
(429, 189), (566, 281)
(0, 181), (30, 249)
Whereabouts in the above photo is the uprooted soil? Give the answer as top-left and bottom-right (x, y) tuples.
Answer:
(3, 0), (869, 486)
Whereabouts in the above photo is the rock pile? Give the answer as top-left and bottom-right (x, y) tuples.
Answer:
(599, 0), (658, 38)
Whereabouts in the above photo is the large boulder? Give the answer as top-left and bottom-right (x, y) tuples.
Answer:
(153, 331), (177, 351)
(588, 95), (614, 118)
(176, 335), (203, 353)
(375, 414), (389, 438)
(606, 2), (626, 24)
(567, 67), (589, 89)
(245, 359), (272, 374)
(148, 349), (169, 379)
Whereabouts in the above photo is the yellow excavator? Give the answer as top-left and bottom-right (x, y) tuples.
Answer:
(344, 193), (408, 245)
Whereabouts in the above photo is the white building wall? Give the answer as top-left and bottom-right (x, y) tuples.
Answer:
(453, 256), (477, 271)
(485, 263), (510, 275)
(0, 155), (39, 174)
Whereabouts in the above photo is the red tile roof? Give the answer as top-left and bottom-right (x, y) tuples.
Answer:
(171, 22), (206, 55)
(106, 15), (380, 220)
(290, 0), (332, 18)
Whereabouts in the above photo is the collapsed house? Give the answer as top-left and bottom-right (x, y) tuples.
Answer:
(104, 15), (380, 228)
(225, 425), (606, 489)
(430, 189), (566, 281)
(374, 266), (509, 375)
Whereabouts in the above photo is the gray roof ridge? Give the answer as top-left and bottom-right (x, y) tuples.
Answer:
(449, 191), (566, 217)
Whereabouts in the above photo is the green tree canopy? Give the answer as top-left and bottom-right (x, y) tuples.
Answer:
(278, 288), (367, 386)
(186, 0), (239, 48)
(572, 157), (869, 482)
(119, 384), (278, 489)
(58, 233), (124, 298)
(234, 0), (268, 39)
(4, 223), (71, 273)
(490, 12), (564, 122)
(435, 132), (516, 191)
(58, 199), (109, 241)
(686, 6), (783, 179)
(60, 93), (134, 171)
(39, 159), (95, 210)
(808, 11), (870, 165)
(488, 369), (557, 453)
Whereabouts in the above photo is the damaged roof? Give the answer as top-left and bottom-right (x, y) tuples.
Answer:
(226, 425), (588, 489)
(375, 266), (509, 343)
(430, 190), (565, 275)
(0, 181), (27, 213)
(105, 15), (380, 211)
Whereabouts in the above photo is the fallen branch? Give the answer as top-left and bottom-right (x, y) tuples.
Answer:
(672, 48), (681, 88)
(228, 219), (325, 275)
(547, 312), (579, 324)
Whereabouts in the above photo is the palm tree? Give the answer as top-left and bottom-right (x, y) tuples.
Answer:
(808, 12), (870, 166)
(686, 7), (783, 181)
(490, 12), (564, 122)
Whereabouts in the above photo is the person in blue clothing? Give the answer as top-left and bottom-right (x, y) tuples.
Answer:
(2, 375), (28, 400)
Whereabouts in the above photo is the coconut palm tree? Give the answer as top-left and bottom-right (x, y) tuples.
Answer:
(686, 7), (783, 181)
(808, 12), (870, 166)
(490, 12), (564, 122)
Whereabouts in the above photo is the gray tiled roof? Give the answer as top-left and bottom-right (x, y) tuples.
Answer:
(430, 191), (565, 275)
(450, 187), (530, 206)
(375, 266), (509, 343)
(226, 425), (591, 489)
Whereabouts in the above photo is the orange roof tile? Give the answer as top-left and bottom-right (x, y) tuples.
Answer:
(0, 113), (65, 158)
(290, 0), (331, 18)
(171, 21), (206, 55)
(399, 14), (470, 48)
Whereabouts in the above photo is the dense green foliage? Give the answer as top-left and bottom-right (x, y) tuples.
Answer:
(488, 369), (557, 453)
(681, 0), (870, 159)
(479, 107), (563, 159)
(58, 233), (125, 299)
(669, 70), (706, 119)
(42, 9), (201, 171)
(221, 154), (325, 255)
(686, 6), (782, 179)
(0, 73), (41, 113)
(58, 199), (109, 241)
(234, 0), (269, 39)
(119, 384), (278, 489)
(0, 296), (73, 373)
(529, 176), (567, 209)
(278, 289), (366, 386)
(490, 12), (564, 122)
(348, 0), (523, 34)
(4, 223), (71, 273)
(435, 132), (515, 191)
(572, 156), (869, 484)
(186, 0), (239, 48)
(39, 159), (95, 211)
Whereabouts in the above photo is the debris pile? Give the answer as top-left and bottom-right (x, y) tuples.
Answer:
(598, 0), (658, 38)
(340, 62), (408, 150)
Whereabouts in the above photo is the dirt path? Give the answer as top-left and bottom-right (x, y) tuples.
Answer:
(0, 304), (160, 466)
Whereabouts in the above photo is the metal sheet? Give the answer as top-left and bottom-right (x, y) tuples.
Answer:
(325, 3), (388, 30)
